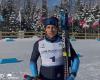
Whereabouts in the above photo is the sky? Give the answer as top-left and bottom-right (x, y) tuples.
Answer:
(48, 0), (60, 6)
(0, 0), (60, 6)
(48, 0), (60, 10)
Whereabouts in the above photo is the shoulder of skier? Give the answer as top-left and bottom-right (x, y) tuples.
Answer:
(30, 38), (44, 62)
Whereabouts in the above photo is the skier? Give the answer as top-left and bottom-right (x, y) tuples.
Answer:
(30, 17), (80, 80)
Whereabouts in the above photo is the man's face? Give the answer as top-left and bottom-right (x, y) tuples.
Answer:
(45, 25), (58, 38)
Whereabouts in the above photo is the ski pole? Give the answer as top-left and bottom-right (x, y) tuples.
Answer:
(59, 9), (70, 80)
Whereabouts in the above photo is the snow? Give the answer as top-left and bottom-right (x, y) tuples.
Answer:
(71, 40), (100, 80)
(0, 38), (100, 80)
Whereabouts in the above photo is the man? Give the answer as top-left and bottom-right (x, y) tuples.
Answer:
(30, 17), (80, 80)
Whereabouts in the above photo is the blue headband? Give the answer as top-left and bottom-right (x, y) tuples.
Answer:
(44, 17), (58, 28)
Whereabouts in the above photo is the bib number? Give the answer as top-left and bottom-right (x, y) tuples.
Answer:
(50, 56), (55, 62)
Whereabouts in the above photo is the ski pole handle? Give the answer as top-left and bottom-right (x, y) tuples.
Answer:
(23, 74), (42, 80)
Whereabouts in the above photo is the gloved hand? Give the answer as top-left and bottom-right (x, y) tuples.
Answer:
(66, 74), (75, 80)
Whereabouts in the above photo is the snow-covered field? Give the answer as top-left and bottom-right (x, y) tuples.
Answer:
(0, 37), (100, 80)
(72, 40), (100, 80)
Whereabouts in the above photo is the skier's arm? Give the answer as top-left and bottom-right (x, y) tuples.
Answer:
(67, 43), (80, 80)
(69, 43), (80, 77)
(67, 58), (80, 80)
(30, 41), (40, 77)
(30, 62), (38, 77)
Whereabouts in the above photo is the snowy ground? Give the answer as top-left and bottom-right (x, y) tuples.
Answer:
(71, 39), (100, 80)
(0, 37), (100, 80)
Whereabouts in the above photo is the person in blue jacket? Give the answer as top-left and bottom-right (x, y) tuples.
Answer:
(30, 17), (80, 80)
